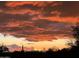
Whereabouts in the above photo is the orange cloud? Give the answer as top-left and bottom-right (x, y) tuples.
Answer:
(38, 15), (79, 24)
(6, 21), (35, 27)
(4, 1), (79, 24)
(4, 9), (79, 23)
(5, 1), (57, 7)
(5, 9), (41, 14)
(6, 2), (37, 7)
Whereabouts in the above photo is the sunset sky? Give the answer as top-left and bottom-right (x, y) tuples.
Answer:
(0, 1), (78, 52)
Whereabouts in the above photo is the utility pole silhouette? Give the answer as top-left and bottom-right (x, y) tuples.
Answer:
(21, 45), (24, 52)
(31, 47), (34, 51)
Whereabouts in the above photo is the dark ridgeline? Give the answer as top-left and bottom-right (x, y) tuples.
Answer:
(0, 44), (79, 58)
(0, 25), (79, 58)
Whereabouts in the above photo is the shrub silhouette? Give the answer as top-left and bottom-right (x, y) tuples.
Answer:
(0, 44), (9, 53)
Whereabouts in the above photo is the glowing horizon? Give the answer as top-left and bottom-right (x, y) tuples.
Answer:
(0, 33), (76, 52)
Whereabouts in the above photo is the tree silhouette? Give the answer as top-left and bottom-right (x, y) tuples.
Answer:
(0, 44), (9, 53)
(73, 23), (79, 39)
(72, 23), (79, 45)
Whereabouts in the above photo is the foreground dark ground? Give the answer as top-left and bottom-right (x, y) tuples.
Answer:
(0, 46), (79, 58)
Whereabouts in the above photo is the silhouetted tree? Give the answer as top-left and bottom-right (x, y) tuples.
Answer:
(47, 48), (53, 52)
(0, 44), (9, 53)
(72, 23), (79, 45)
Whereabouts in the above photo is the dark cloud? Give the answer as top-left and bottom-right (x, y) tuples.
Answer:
(0, 19), (72, 35)
(58, 2), (79, 17)
(0, 1), (6, 7)
(0, 1), (77, 41)
(0, 13), (33, 21)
